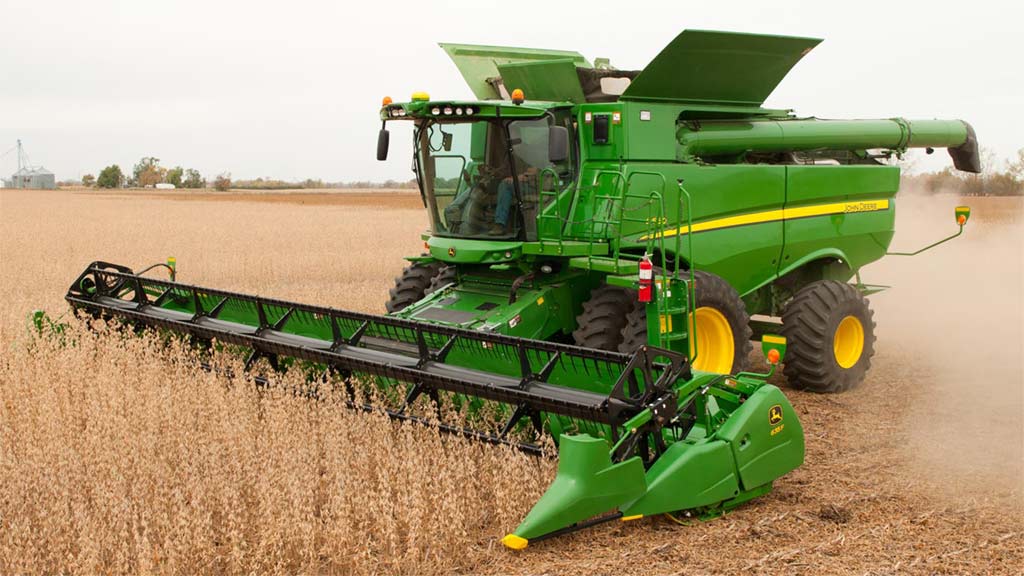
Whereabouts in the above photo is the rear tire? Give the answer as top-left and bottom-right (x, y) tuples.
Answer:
(781, 280), (876, 393)
(572, 285), (635, 351)
(619, 271), (752, 374)
(385, 261), (444, 313)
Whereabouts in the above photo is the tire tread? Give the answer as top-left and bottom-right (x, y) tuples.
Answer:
(781, 280), (876, 393)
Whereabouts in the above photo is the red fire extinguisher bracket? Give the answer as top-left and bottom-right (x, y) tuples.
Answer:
(638, 256), (653, 303)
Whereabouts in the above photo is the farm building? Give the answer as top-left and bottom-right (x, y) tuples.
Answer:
(3, 140), (56, 189)
(6, 167), (56, 189)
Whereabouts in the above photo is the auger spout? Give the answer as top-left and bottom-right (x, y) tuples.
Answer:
(677, 118), (981, 173)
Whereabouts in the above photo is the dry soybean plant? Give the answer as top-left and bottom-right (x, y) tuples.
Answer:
(0, 321), (554, 574)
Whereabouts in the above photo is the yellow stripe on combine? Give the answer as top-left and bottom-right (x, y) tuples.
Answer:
(762, 334), (787, 345)
(640, 199), (890, 241)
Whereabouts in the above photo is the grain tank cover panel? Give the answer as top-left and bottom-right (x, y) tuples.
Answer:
(440, 43), (590, 100)
(621, 30), (822, 105)
(496, 59), (587, 103)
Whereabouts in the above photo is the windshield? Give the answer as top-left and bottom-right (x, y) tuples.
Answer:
(415, 114), (574, 241)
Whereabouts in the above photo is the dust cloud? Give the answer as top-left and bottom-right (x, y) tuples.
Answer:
(864, 190), (1023, 498)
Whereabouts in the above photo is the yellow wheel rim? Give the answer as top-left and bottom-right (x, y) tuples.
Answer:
(690, 307), (734, 374)
(833, 315), (865, 369)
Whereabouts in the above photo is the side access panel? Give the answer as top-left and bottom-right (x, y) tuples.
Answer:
(715, 385), (804, 490)
(621, 439), (740, 517)
(781, 165), (898, 274)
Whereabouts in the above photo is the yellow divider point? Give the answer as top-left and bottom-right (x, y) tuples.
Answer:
(500, 534), (528, 550)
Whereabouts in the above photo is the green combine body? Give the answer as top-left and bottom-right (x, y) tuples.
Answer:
(60, 29), (975, 551)
(378, 29), (977, 389)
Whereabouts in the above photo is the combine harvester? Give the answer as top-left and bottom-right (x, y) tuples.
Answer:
(64, 30), (975, 549)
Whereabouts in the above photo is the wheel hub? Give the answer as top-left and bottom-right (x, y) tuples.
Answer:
(833, 315), (864, 369)
(691, 307), (735, 373)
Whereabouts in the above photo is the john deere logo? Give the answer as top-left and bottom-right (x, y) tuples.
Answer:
(448, 247), (456, 257)
(768, 404), (784, 425)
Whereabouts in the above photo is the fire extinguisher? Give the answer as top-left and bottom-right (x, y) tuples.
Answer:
(638, 255), (653, 303)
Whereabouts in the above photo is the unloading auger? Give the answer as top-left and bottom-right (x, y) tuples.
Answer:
(64, 260), (804, 549)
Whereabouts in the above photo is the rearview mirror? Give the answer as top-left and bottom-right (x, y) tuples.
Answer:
(549, 126), (569, 163)
(376, 129), (390, 161)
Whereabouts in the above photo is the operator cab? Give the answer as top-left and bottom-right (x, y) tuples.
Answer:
(417, 112), (574, 241)
(379, 101), (576, 244)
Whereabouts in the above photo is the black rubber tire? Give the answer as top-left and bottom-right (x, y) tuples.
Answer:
(781, 280), (876, 393)
(385, 261), (443, 313)
(619, 270), (752, 374)
(425, 266), (458, 295)
(618, 305), (648, 354)
(572, 285), (635, 351)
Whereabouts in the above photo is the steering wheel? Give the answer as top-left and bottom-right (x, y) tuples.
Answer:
(472, 164), (500, 186)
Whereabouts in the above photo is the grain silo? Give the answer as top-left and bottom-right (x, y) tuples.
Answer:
(9, 167), (56, 189)
(4, 140), (56, 189)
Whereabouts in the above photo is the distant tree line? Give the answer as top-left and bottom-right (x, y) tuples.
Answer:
(82, 157), (221, 190)
(902, 148), (1023, 196)
(77, 159), (417, 192)
(230, 177), (418, 190)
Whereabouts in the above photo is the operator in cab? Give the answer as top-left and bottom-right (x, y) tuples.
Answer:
(444, 149), (540, 237)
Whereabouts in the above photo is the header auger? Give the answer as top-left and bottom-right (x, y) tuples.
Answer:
(61, 29), (974, 549)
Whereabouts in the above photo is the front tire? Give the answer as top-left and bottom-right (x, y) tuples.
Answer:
(385, 261), (444, 313)
(781, 280), (876, 393)
(573, 285), (635, 351)
(619, 271), (752, 374)
(425, 266), (457, 295)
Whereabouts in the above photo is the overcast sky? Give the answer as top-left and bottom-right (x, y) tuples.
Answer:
(1, 0), (1021, 182)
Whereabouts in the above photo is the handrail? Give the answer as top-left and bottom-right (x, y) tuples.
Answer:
(533, 163), (700, 360)
(622, 170), (669, 272)
(675, 181), (697, 365)
(586, 169), (627, 265)
(536, 167), (565, 251)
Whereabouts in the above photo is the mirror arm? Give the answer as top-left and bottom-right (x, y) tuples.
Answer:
(885, 227), (964, 256)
